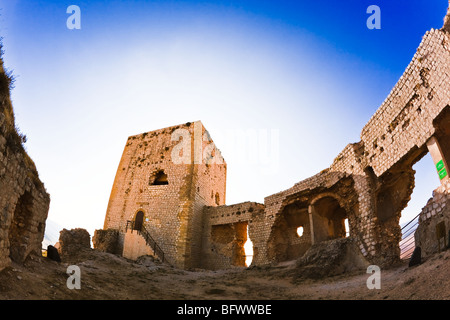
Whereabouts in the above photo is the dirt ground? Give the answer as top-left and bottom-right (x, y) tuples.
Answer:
(0, 247), (449, 300)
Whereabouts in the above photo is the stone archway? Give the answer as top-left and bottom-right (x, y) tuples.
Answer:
(9, 191), (34, 263)
(309, 195), (350, 244)
(134, 211), (144, 231)
(267, 201), (311, 263)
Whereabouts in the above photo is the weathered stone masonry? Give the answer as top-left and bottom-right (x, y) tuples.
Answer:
(0, 49), (50, 271)
(250, 26), (450, 268)
(202, 202), (265, 270)
(98, 8), (450, 270)
(415, 179), (450, 258)
(101, 121), (226, 269)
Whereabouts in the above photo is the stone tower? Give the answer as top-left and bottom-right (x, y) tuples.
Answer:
(103, 121), (226, 269)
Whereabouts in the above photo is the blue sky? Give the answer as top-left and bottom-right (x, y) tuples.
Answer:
(0, 0), (447, 238)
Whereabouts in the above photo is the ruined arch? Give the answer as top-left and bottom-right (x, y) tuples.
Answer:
(267, 200), (311, 263)
(310, 195), (350, 242)
(9, 191), (34, 263)
(266, 175), (359, 263)
(310, 192), (346, 208)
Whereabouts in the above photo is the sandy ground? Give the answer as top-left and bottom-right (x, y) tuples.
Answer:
(0, 247), (448, 301)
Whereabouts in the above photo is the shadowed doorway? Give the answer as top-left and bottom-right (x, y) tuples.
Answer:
(134, 211), (144, 231)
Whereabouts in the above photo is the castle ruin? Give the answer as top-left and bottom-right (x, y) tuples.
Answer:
(95, 6), (450, 270)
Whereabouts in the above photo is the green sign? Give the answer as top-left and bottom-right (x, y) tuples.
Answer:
(436, 159), (445, 172)
(439, 167), (448, 180)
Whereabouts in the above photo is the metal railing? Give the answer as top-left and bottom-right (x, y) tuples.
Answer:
(126, 220), (165, 263)
(399, 213), (420, 260)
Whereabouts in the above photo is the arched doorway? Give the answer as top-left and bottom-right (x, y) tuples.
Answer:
(267, 201), (311, 263)
(134, 211), (144, 231)
(9, 191), (34, 263)
(310, 196), (350, 243)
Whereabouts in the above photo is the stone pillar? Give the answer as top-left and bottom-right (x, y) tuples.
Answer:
(427, 136), (449, 184)
(308, 203), (330, 245)
(308, 205), (315, 245)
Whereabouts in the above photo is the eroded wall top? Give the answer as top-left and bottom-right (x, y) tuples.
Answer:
(361, 28), (450, 177)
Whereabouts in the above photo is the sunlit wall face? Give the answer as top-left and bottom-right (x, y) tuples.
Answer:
(0, 0), (446, 237)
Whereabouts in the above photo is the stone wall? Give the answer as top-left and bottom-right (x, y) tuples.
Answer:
(57, 228), (91, 258)
(122, 229), (154, 261)
(361, 29), (450, 177)
(0, 47), (50, 271)
(415, 180), (450, 258)
(202, 202), (264, 269)
(187, 125), (227, 268)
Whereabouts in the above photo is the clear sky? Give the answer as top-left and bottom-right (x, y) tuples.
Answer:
(0, 0), (447, 240)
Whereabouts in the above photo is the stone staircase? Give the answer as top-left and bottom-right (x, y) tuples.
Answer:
(124, 220), (166, 263)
